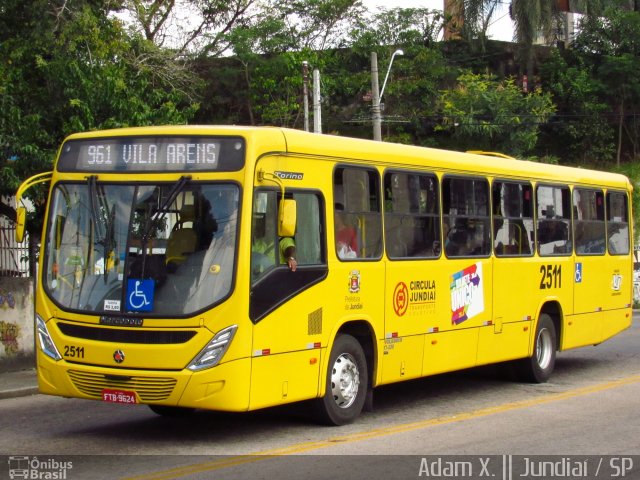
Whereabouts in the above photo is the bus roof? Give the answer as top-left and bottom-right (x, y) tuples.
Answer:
(277, 127), (632, 190)
(62, 125), (631, 190)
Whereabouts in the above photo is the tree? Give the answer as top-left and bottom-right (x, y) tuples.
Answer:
(437, 72), (555, 156)
(343, 8), (448, 141)
(121, 0), (258, 57)
(538, 50), (615, 164)
(0, 0), (199, 272)
(571, 7), (640, 164)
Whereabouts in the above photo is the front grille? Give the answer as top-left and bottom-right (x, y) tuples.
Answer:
(68, 370), (177, 401)
(58, 322), (196, 344)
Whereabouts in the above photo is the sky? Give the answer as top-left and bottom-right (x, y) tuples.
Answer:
(361, 0), (514, 42)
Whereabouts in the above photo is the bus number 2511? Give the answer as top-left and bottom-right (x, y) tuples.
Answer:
(539, 264), (561, 289)
(64, 345), (85, 358)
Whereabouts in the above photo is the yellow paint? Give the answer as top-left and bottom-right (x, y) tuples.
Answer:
(28, 126), (633, 416)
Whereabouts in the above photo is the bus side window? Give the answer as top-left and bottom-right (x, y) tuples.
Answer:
(251, 189), (325, 281)
(384, 171), (440, 259)
(443, 176), (490, 258)
(492, 181), (534, 257)
(573, 188), (605, 255)
(292, 191), (324, 265)
(536, 185), (572, 256)
(607, 191), (630, 255)
(333, 167), (382, 260)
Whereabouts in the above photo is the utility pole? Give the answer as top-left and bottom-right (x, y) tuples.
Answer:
(371, 52), (382, 141)
(302, 61), (309, 132)
(313, 69), (322, 134)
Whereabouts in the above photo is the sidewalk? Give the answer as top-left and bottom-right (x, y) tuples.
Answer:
(0, 368), (39, 400)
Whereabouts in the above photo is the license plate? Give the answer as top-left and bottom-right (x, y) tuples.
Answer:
(102, 388), (138, 404)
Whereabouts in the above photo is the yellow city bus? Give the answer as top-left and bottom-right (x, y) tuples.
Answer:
(15, 126), (633, 425)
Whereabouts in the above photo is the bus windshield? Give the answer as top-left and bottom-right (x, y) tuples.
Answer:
(43, 181), (238, 317)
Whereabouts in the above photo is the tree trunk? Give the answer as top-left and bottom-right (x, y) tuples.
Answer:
(617, 97), (624, 166)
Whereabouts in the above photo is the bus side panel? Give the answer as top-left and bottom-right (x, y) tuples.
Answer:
(248, 350), (321, 410)
(476, 321), (532, 365)
(386, 257), (491, 380)
(486, 257), (540, 364)
(600, 254), (633, 310)
(422, 328), (478, 376)
(562, 312), (603, 350)
(573, 256), (614, 315)
(380, 335), (424, 383)
(383, 260), (432, 385)
(249, 287), (326, 409)
(601, 308), (632, 343)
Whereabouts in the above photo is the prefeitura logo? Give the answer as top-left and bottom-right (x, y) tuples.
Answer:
(7, 456), (73, 479)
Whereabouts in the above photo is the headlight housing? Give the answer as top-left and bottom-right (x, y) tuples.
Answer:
(36, 314), (62, 361)
(187, 325), (237, 371)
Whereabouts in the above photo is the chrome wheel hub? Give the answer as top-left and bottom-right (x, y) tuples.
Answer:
(330, 353), (360, 409)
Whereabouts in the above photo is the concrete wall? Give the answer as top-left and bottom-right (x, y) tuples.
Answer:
(0, 277), (34, 372)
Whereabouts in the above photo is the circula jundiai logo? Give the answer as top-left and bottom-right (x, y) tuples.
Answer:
(393, 282), (409, 316)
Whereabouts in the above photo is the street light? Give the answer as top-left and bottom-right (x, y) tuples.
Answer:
(371, 49), (404, 141)
(379, 49), (404, 102)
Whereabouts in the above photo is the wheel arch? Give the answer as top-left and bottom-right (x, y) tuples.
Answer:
(324, 319), (377, 394)
(536, 300), (562, 351)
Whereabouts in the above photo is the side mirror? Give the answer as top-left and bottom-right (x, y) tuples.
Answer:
(15, 207), (26, 243)
(278, 199), (296, 238)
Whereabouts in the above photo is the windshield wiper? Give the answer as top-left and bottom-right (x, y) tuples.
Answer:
(135, 175), (191, 281)
(141, 175), (191, 243)
(86, 175), (116, 283)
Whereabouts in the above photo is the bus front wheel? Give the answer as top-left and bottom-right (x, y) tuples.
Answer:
(517, 313), (557, 383)
(314, 334), (368, 426)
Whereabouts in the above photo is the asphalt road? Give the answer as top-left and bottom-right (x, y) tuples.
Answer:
(1, 314), (639, 480)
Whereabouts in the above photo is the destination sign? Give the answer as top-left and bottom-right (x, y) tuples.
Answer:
(57, 136), (245, 172)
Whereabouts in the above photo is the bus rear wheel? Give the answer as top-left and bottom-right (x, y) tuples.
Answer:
(314, 334), (368, 426)
(517, 313), (557, 383)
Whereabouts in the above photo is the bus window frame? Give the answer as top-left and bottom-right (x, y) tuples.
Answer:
(383, 168), (441, 260)
(572, 187), (606, 256)
(442, 174), (491, 259)
(332, 164), (383, 261)
(249, 187), (328, 323)
(535, 183), (573, 257)
(492, 179), (535, 258)
(606, 189), (631, 256)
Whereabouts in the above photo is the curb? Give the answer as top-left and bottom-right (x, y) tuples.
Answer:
(0, 386), (39, 400)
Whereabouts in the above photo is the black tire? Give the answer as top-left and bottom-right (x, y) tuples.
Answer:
(148, 405), (195, 417)
(314, 334), (368, 426)
(517, 313), (557, 383)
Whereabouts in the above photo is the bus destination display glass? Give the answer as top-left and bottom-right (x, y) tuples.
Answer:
(57, 136), (245, 172)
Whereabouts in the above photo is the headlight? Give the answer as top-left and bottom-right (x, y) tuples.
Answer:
(36, 315), (62, 361)
(187, 325), (238, 371)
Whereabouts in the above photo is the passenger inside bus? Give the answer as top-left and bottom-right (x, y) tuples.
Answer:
(335, 203), (359, 259)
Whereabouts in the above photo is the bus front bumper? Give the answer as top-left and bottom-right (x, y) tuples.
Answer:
(36, 352), (252, 412)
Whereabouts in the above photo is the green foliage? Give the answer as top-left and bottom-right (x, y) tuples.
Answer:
(437, 72), (555, 156)
(0, 0), (199, 223)
(610, 162), (640, 243)
(568, 7), (640, 164)
(538, 51), (615, 163)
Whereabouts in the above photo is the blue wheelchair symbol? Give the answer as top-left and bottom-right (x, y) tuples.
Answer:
(126, 279), (154, 312)
(575, 263), (583, 283)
